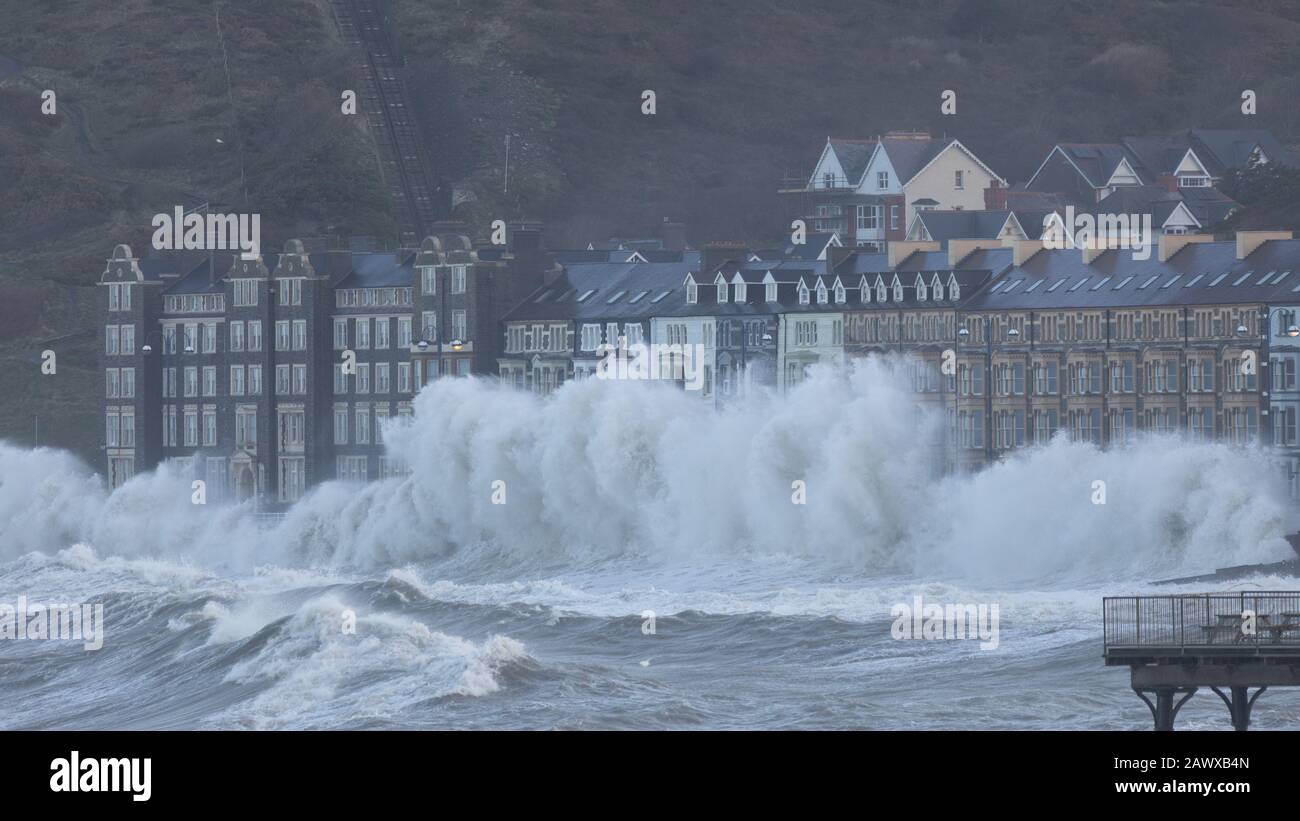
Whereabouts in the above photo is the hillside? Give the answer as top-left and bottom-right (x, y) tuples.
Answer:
(393, 0), (1300, 245)
(3, 0), (1300, 467)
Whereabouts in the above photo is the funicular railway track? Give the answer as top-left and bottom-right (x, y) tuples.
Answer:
(330, 0), (440, 245)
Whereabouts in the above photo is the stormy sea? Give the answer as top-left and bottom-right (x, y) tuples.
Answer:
(1, 359), (1296, 730)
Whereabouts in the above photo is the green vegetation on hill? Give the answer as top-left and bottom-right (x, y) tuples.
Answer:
(0, 0), (394, 466)
(393, 0), (1300, 246)
(3, 0), (1300, 469)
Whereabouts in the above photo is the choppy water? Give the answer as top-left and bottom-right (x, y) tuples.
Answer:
(2, 361), (1297, 729)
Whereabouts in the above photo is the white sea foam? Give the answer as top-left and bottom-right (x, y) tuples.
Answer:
(0, 358), (1291, 585)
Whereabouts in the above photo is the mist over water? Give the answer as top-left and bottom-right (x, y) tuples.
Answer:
(2, 358), (1296, 728)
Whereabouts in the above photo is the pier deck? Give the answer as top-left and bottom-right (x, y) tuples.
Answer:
(1104, 593), (1300, 730)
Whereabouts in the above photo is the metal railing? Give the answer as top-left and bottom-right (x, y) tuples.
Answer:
(1104, 593), (1300, 650)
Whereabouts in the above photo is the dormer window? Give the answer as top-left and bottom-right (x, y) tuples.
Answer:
(834, 284), (846, 304)
(948, 275), (960, 301)
(798, 284), (810, 305)
(766, 283), (777, 302)
(735, 282), (746, 302)
(915, 276), (927, 302)
(932, 275), (944, 301)
(816, 283), (828, 304)
(686, 283), (698, 304)
(876, 283), (887, 303)
(717, 282), (728, 303)
(892, 279), (904, 302)
(859, 278), (870, 303)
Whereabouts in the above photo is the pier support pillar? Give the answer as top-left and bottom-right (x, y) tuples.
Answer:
(1212, 685), (1267, 732)
(1133, 686), (1197, 731)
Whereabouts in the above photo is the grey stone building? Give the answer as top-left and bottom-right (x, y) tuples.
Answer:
(98, 227), (546, 502)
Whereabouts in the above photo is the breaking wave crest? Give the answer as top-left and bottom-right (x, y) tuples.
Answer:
(0, 358), (1292, 583)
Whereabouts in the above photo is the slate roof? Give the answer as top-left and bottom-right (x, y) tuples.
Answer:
(1190, 128), (1297, 174)
(962, 239), (1300, 311)
(1053, 143), (1142, 187)
(826, 138), (876, 185)
(912, 210), (1016, 244)
(880, 136), (948, 184)
(501, 262), (694, 323)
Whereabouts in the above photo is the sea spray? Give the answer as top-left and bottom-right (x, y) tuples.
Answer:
(0, 356), (1291, 582)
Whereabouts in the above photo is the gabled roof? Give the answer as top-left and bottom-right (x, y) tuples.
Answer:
(824, 138), (876, 185)
(1190, 128), (1298, 174)
(910, 209), (1019, 245)
(1030, 143), (1141, 189)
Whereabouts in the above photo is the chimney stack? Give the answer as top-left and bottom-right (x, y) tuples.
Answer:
(888, 240), (940, 269)
(948, 239), (1005, 268)
(658, 219), (687, 252)
(984, 180), (1008, 211)
(1236, 230), (1293, 260)
(1158, 233), (1213, 262)
(1013, 240), (1043, 266)
(701, 241), (747, 277)
(1155, 173), (1179, 193)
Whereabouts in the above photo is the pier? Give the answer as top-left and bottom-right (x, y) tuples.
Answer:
(1104, 593), (1300, 730)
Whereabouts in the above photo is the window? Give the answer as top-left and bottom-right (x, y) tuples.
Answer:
(857, 205), (880, 232)
(276, 365), (291, 395)
(422, 267), (436, 294)
(292, 364), (306, 395)
(452, 310), (467, 341)
(230, 366), (245, 396)
(374, 318), (390, 348)
(233, 279), (258, 306)
(334, 407), (348, 444)
(581, 324), (600, 351)
(334, 318), (348, 350)
(106, 326), (119, 355)
(375, 363), (390, 393)
(276, 320), (291, 351)
(686, 283), (698, 304)
(248, 365), (262, 396)
(717, 282), (728, 303)
(183, 410), (197, 447)
(230, 321), (245, 352)
(954, 169), (964, 190)
(398, 362), (411, 393)
(235, 407), (257, 449)
(877, 171), (889, 189)
(355, 318), (370, 349)
(184, 366), (198, 398)
(202, 410), (216, 447)
(355, 407), (371, 444)
(356, 364), (370, 394)
(890, 206), (899, 231)
(106, 369), (120, 398)
(451, 266), (466, 294)
(766, 283), (777, 302)
(202, 323), (216, 354)
(798, 284), (810, 305)
(292, 320), (307, 351)
(248, 321), (262, 352)
(278, 278), (302, 305)
(202, 366), (217, 397)
(398, 317), (412, 348)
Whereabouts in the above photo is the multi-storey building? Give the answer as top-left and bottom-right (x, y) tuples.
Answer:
(98, 228), (545, 500)
(781, 131), (1007, 249)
